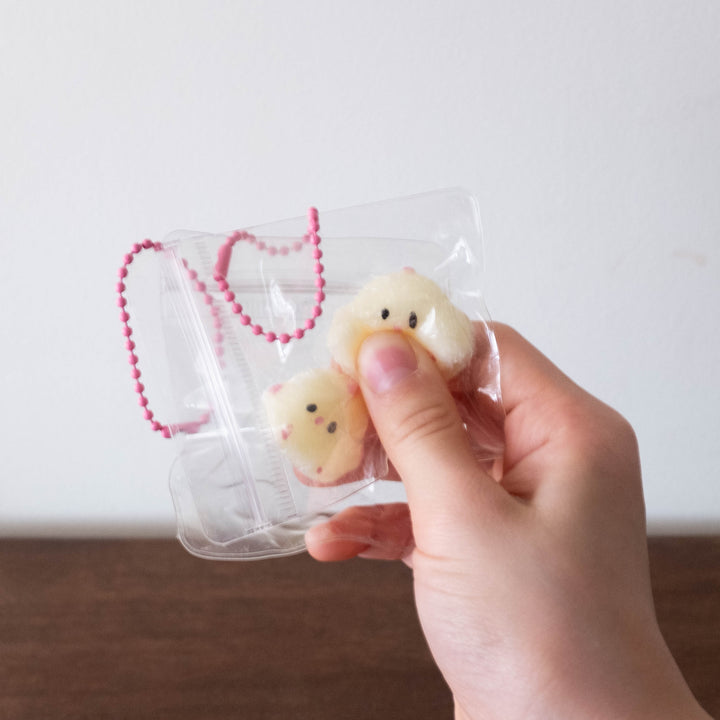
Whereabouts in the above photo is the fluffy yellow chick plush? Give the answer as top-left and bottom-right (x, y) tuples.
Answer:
(327, 268), (475, 381)
(263, 368), (369, 486)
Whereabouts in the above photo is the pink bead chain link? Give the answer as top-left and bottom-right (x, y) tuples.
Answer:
(212, 207), (325, 343)
(117, 240), (213, 437)
(117, 208), (323, 437)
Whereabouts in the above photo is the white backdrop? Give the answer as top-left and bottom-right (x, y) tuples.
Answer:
(1, 1), (718, 536)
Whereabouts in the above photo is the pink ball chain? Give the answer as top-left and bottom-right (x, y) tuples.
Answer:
(117, 240), (214, 438)
(117, 208), (324, 438)
(212, 207), (325, 343)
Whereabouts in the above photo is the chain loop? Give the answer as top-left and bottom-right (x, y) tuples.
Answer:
(117, 208), (322, 437)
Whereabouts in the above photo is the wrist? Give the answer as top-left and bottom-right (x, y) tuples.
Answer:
(562, 626), (711, 720)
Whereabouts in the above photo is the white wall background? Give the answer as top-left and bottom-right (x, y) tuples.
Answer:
(1, 0), (718, 536)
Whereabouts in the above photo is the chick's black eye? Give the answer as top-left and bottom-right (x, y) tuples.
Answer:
(327, 421), (337, 434)
(306, 404), (317, 413)
(381, 308), (390, 320)
(409, 311), (417, 329)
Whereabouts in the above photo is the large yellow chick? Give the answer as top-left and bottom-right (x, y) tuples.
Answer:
(263, 368), (369, 486)
(327, 269), (475, 381)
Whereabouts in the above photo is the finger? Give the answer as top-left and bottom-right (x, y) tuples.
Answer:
(305, 504), (414, 562)
(357, 331), (510, 538)
(490, 324), (586, 474)
(492, 322), (583, 416)
(490, 324), (637, 507)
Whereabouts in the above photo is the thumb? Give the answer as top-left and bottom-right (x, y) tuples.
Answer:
(357, 332), (505, 536)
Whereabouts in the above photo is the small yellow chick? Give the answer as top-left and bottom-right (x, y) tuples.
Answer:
(263, 368), (369, 486)
(327, 269), (475, 380)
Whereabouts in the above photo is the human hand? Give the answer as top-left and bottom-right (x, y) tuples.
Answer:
(306, 325), (710, 720)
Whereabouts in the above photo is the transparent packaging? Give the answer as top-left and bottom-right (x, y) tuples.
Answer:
(133, 189), (503, 559)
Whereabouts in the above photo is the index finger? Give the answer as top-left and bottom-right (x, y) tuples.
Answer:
(491, 323), (583, 415)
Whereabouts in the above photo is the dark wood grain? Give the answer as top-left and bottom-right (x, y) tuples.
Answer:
(0, 540), (450, 720)
(648, 536), (720, 718)
(0, 537), (717, 719)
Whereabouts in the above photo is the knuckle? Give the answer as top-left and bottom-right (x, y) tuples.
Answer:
(388, 398), (460, 451)
(558, 396), (640, 472)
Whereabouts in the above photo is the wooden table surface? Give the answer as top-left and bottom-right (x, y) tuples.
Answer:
(0, 537), (718, 720)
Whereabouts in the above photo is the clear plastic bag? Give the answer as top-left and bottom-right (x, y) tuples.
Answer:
(119, 189), (504, 559)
